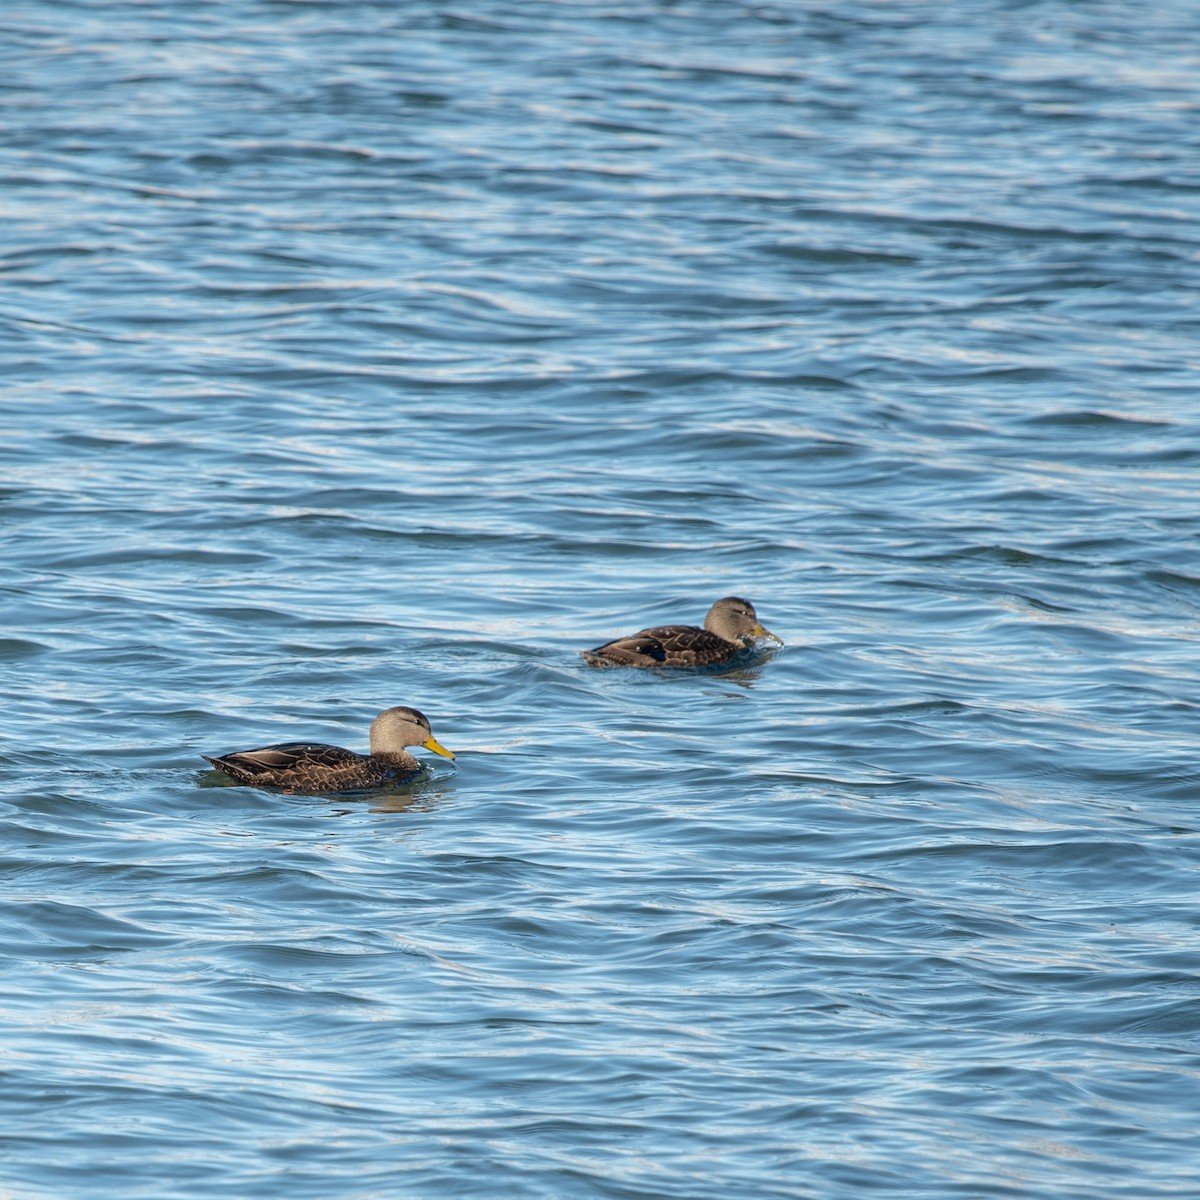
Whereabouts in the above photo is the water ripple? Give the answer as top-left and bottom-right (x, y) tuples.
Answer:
(3, 0), (1200, 1197)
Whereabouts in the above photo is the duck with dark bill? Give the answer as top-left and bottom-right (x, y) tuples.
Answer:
(583, 597), (782, 669)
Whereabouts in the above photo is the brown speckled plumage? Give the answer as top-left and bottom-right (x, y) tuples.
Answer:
(203, 705), (454, 794)
(583, 596), (782, 669)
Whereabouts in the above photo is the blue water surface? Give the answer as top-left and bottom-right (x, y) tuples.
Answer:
(3, 1), (1200, 1197)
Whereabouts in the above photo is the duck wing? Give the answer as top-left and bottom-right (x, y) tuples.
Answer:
(583, 632), (668, 668)
(637, 623), (741, 667)
(584, 623), (742, 668)
(204, 742), (396, 793)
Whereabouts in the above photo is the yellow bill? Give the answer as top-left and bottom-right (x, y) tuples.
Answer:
(423, 735), (456, 760)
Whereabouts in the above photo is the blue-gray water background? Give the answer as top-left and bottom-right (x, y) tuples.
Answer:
(3, 2), (1200, 1196)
